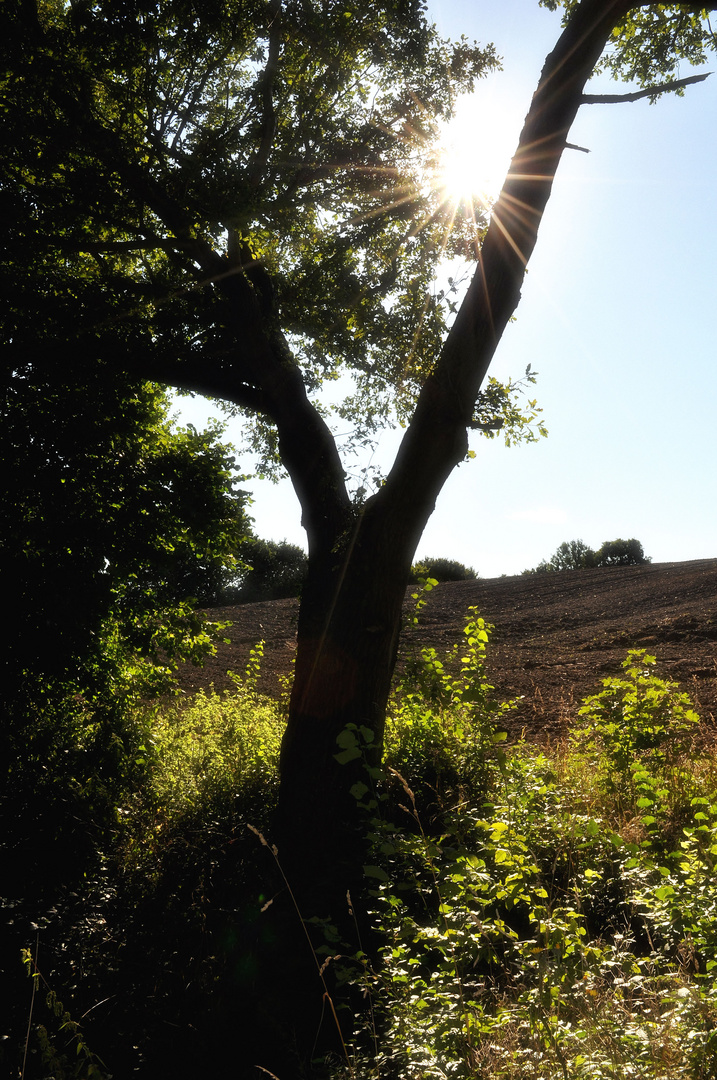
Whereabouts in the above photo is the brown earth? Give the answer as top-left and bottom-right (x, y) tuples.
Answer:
(176, 559), (717, 742)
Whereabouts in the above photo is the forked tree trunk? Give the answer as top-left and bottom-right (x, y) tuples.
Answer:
(277, 505), (417, 910)
(260, 3), (695, 1057)
(274, 0), (673, 916)
(155, 0), (717, 1065)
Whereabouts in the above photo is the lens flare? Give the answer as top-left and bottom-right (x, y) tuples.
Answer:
(432, 94), (514, 210)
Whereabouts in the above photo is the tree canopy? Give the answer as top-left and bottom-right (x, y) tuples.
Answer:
(0, 0), (545, 473)
(3, 0), (714, 495)
(227, 537), (309, 601)
(2, 370), (250, 692)
(3, 0), (712, 540)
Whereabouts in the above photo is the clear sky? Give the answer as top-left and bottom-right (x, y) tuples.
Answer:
(176, 1), (717, 579)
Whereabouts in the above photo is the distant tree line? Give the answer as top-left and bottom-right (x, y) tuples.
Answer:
(525, 538), (650, 574)
(220, 550), (479, 604)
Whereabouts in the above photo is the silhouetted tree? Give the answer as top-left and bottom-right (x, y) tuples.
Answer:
(2, 1), (713, 1062)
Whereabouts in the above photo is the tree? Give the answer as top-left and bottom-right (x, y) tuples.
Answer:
(2, 0), (715, 1058)
(533, 539), (598, 572)
(1, 361), (253, 894)
(595, 537), (650, 566)
(527, 537), (650, 572)
(225, 537), (309, 601)
(2, 372), (251, 693)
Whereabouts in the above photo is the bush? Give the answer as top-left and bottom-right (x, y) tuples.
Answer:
(594, 537), (650, 567)
(343, 642), (716, 1080)
(219, 538), (308, 602)
(410, 556), (477, 582)
(145, 680), (282, 825)
(6, 608), (717, 1080)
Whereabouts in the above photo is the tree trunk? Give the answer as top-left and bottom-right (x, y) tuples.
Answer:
(245, 506), (413, 1070)
(277, 505), (415, 907)
(262, 4), (682, 1059)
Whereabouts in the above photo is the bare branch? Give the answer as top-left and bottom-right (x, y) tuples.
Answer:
(582, 70), (711, 104)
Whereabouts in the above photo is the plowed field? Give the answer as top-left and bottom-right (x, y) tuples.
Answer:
(177, 559), (717, 741)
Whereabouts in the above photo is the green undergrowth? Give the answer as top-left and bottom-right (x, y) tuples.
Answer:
(9, 606), (717, 1079)
(5, 644), (286, 1080)
(339, 621), (717, 1079)
(124, 644), (283, 859)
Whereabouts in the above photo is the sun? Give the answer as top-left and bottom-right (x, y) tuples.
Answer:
(432, 93), (515, 210)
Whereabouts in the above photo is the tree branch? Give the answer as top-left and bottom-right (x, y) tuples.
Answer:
(381, 0), (716, 550)
(142, 355), (271, 414)
(47, 68), (352, 550)
(376, 0), (642, 549)
(56, 238), (185, 255)
(247, 0), (283, 190)
(582, 70), (711, 104)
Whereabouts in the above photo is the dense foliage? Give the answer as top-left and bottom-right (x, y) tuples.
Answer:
(0, 0), (521, 458)
(3, 1), (717, 1072)
(0, 367), (253, 924)
(595, 538), (651, 567)
(223, 537), (309, 602)
(2, 375), (250, 682)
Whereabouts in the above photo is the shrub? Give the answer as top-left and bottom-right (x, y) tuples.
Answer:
(385, 606), (513, 809)
(525, 538), (596, 573)
(574, 649), (699, 775)
(410, 556), (477, 582)
(525, 537), (650, 574)
(341, 638), (715, 1080)
(220, 537), (308, 602)
(139, 646), (283, 831)
(594, 537), (650, 567)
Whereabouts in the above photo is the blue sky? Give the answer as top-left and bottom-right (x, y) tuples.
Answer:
(177, 1), (717, 578)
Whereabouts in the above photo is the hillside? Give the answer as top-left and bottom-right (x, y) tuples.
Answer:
(178, 558), (717, 740)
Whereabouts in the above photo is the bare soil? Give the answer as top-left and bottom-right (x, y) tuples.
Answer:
(177, 559), (717, 741)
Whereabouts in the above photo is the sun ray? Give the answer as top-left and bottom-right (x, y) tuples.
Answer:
(431, 93), (515, 213)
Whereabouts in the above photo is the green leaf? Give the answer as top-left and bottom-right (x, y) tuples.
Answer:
(363, 865), (390, 882)
(334, 747), (362, 765)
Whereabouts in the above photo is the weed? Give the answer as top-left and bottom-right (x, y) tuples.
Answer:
(21, 945), (110, 1080)
(338, 639), (717, 1079)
